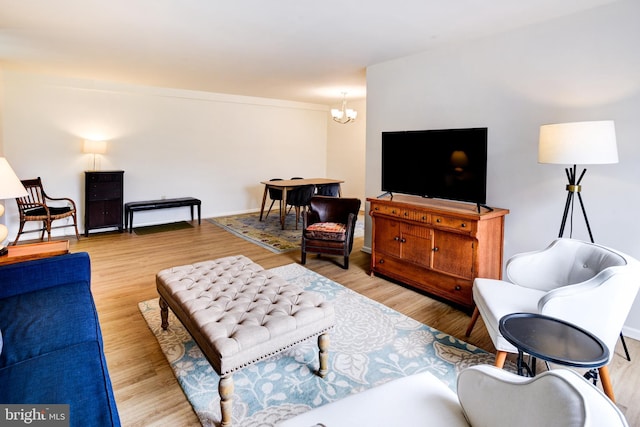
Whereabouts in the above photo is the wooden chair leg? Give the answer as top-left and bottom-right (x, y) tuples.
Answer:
(72, 213), (80, 240)
(12, 221), (26, 245)
(599, 365), (615, 402)
(465, 307), (480, 337)
(494, 351), (507, 369)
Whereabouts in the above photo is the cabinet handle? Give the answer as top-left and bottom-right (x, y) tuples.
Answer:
(436, 218), (441, 223)
(404, 212), (409, 216)
(433, 247), (439, 252)
(461, 223), (466, 228)
(394, 236), (400, 241)
(401, 238), (406, 243)
(455, 285), (461, 291)
(379, 259), (385, 264)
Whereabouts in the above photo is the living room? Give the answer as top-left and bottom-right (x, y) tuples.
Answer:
(2, 0), (640, 425)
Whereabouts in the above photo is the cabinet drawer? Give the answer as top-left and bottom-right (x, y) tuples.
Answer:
(399, 208), (429, 223)
(371, 203), (429, 223)
(373, 255), (473, 307)
(432, 215), (474, 232)
(88, 182), (122, 200)
(87, 173), (122, 184)
(379, 204), (402, 217)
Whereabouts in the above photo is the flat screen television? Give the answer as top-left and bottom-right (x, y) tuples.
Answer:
(381, 127), (488, 207)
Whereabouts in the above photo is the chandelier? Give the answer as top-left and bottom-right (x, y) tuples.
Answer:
(331, 92), (357, 124)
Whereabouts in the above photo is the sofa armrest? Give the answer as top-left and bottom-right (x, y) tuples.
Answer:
(0, 252), (91, 299)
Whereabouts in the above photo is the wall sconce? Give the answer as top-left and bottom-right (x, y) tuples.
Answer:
(83, 140), (108, 171)
(0, 157), (28, 255)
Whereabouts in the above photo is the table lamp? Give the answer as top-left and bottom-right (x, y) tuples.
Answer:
(538, 120), (618, 242)
(0, 157), (28, 255)
(83, 139), (108, 170)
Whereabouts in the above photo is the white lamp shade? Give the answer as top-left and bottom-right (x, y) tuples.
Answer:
(0, 157), (28, 199)
(331, 108), (343, 119)
(538, 120), (618, 165)
(83, 140), (108, 154)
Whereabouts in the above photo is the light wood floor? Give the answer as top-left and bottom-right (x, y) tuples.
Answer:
(59, 219), (639, 426)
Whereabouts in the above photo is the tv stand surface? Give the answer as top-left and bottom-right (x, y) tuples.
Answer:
(368, 195), (509, 310)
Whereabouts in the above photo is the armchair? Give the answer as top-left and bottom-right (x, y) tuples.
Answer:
(278, 365), (628, 426)
(13, 177), (80, 245)
(465, 238), (640, 400)
(301, 196), (361, 269)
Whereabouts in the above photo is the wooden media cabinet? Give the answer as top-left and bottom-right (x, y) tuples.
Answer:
(368, 195), (509, 310)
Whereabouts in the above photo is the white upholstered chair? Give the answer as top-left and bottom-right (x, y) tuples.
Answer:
(465, 238), (640, 401)
(278, 365), (628, 426)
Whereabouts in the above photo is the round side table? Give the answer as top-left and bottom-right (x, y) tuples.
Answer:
(499, 313), (614, 401)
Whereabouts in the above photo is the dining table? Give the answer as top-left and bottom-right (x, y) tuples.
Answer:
(259, 178), (344, 229)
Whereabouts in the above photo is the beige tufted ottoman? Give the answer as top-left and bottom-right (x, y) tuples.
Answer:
(156, 255), (335, 426)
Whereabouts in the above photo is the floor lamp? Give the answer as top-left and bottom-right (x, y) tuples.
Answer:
(538, 120), (630, 359)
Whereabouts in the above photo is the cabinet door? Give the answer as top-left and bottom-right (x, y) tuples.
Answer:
(102, 199), (122, 227)
(87, 200), (121, 228)
(373, 217), (401, 257)
(432, 231), (474, 279)
(87, 202), (107, 228)
(400, 223), (432, 265)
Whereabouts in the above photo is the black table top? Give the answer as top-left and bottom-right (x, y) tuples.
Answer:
(499, 313), (609, 368)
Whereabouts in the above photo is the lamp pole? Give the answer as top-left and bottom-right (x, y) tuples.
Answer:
(558, 165), (593, 243)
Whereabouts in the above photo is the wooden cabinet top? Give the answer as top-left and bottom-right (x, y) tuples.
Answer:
(367, 195), (509, 220)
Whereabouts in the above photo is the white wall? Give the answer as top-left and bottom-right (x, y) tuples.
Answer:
(1, 71), (336, 235)
(365, 0), (640, 337)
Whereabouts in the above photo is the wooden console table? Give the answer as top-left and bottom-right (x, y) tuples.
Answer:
(0, 240), (70, 266)
(368, 195), (509, 310)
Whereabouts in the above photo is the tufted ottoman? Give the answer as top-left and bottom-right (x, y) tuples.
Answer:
(156, 255), (335, 426)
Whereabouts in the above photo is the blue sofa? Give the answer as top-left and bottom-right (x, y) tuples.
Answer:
(0, 252), (121, 426)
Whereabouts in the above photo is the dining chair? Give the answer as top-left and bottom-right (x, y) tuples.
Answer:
(265, 178), (283, 219)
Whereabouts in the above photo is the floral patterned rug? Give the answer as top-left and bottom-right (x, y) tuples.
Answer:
(207, 212), (365, 253)
(139, 263), (496, 426)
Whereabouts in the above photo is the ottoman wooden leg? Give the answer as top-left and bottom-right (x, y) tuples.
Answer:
(219, 374), (234, 427)
(159, 297), (169, 330)
(317, 333), (330, 378)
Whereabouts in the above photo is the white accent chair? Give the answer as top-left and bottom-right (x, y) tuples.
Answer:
(277, 365), (629, 426)
(465, 238), (640, 401)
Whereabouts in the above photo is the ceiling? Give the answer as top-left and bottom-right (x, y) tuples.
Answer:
(0, 0), (620, 105)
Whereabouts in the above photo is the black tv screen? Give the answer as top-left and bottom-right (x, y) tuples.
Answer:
(381, 128), (488, 204)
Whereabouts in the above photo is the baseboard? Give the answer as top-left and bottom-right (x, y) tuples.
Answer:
(622, 325), (640, 341)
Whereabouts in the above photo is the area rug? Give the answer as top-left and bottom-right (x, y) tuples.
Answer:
(134, 221), (194, 235)
(207, 212), (365, 253)
(139, 263), (497, 426)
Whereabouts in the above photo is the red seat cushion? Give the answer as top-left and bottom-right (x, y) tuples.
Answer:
(304, 222), (347, 241)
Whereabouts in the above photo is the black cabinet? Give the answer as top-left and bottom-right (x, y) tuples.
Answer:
(84, 171), (124, 236)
